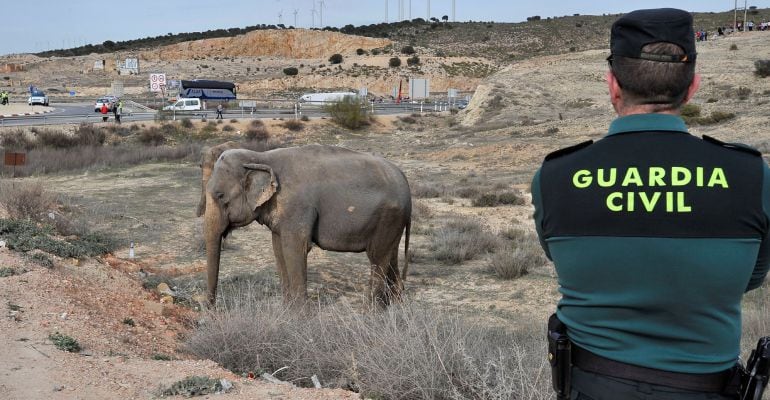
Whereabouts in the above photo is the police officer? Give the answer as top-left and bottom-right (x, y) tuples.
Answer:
(532, 8), (770, 399)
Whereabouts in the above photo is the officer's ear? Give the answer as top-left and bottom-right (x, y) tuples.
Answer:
(682, 73), (701, 105)
(606, 71), (623, 113)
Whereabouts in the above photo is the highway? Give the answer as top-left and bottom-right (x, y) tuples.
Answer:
(0, 101), (453, 128)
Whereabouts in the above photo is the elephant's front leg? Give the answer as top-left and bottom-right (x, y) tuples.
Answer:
(279, 233), (310, 303)
(271, 233), (290, 295)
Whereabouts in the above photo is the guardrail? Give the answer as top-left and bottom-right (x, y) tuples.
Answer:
(0, 100), (458, 127)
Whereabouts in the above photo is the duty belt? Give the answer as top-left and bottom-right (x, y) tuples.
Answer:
(572, 345), (734, 393)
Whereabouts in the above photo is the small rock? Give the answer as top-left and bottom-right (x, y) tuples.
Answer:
(53, 385), (64, 392)
(218, 379), (233, 393)
(60, 312), (68, 320)
(160, 295), (174, 304)
(0, 240), (6, 248)
(157, 283), (175, 296)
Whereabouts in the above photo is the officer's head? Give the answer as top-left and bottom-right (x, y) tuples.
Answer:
(607, 8), (700, 114)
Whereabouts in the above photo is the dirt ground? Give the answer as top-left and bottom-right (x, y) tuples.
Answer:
(2, 31), (770, 399)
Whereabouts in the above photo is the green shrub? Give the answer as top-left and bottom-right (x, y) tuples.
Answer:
(388, 57), (402, 68)
(324, 97), (370, 130)
(49, 332), (81, 353)
(0, 219), (117, 258)
(472, 191), (526, 207)
(407, 55), (420, 66)
(680, 103), (701, 118)
(73, 123), (107, 146)
(328, 53), (343, 64)
(371, 48), (381, 55)
(730, 43), (738, 51)
(283, 67), (299, 76)
(756, 60), (770, 78)
(412, 183), (444, 198)
(221, 124), (235, 132)
(152, 353), (172, 361)
(300, 114), (310, 122)
(161, 376), (225, 397)
(356, 48), (366, 55)
(30, 253), (53, 268)
(0, 267), (15, 277)
(400, 45), (416, 55)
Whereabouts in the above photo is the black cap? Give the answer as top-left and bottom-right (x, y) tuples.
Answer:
(610, 8), (696, 63)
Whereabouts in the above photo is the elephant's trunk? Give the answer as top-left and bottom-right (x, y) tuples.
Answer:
(204, 193), (224, 305)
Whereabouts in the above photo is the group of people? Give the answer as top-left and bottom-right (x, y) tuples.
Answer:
(537, 8), (770, 399)
(0, 91), (9, 105)
(99, 99), (123, 123)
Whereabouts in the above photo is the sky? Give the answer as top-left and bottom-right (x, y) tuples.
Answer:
(2, 1), (767, 55)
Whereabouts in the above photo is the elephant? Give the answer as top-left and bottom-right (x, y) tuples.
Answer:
(203, 144), (412, 307)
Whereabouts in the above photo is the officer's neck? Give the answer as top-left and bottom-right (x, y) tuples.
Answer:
(613, 98), (681, 117)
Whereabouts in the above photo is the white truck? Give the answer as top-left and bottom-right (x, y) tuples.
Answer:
(163, 98), (202, 111)
(298, 92), (358, 104)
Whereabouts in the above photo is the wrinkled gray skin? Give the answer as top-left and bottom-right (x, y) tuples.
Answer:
(204, 144), (412, 307)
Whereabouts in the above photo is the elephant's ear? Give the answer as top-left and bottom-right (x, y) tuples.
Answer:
(243, 163), (278, 209)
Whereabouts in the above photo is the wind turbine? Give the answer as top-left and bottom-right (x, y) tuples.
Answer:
(319, 0), (326, 27)
(278, 9), (283, 25)
(311, 1), (317, 27)
(293, 9), (299, 27)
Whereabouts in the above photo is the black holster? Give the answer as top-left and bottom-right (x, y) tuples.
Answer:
(739, 336), (770, 400)
(548, 313), (571, 400)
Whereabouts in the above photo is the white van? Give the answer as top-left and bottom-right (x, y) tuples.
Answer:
(163, 98), (202, 111)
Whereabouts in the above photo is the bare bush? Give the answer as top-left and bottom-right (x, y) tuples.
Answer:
(429, 219), (502, 264)
(491, 228), (546, 280)
(281, 119), (304, 131)
(245, 126), (270, 141)
(412, 183), (445, 198)
(0, 180), (55, 221)
(180, 118), (194, 129)
(0, 129), (34, 150)
(138, 127), (167, 145)
(187, 296), (551, 399)
(472, 191), (526, 207)
(325, 97), (370, 130)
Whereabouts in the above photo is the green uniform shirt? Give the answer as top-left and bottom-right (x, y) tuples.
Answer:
(532, 113), (770, 374)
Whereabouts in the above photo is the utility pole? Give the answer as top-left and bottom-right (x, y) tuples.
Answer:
(311, 1), (317, 27)
(734, 0), (738, 31)
(293, 9), (298, 28)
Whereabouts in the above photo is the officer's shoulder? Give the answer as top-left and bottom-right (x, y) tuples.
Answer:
(702, 135), (762, 157)
(544, 140), (594, 161)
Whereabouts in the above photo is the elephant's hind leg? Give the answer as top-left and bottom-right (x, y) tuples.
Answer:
(366, 239), (402, 308)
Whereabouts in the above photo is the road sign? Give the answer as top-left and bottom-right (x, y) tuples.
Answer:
(149, 73), (166, 92)
(239, 100), (257, 108)
(69, 91), (76, 96)
(4, 152), (26, 166)
(409, 79), (430, 100)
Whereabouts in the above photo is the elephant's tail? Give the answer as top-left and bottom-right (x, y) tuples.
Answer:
(401, 218), (411, 281)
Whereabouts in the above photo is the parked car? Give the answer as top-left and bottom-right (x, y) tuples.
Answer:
(94, 96), (118, 112)
(28, 91), (49, 106)
(457, 100), (469, 110)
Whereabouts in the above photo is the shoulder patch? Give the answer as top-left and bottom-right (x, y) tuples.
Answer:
(702, 135), (762, 157)
(544, 140), (594, 161)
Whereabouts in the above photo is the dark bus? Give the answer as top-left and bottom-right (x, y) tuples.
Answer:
(179, 80), (237, 100)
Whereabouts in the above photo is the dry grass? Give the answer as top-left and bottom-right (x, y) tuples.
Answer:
(490, 228), (546, 280)
(0, 180), (55, 221)
(429, 218), (502, 264)
(187, 289), (552, 400)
